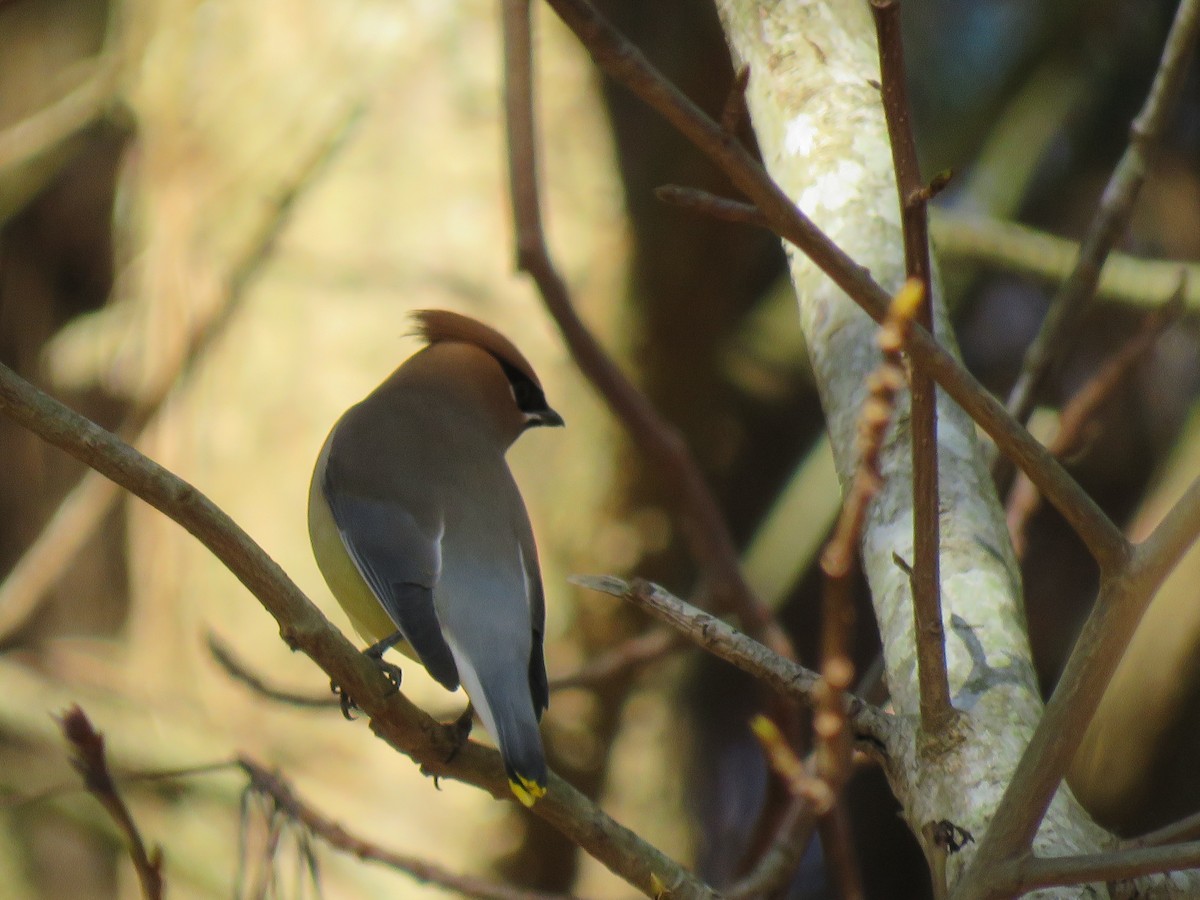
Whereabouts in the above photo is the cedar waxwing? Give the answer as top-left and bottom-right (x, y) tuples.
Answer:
(308, 310), (563, 806)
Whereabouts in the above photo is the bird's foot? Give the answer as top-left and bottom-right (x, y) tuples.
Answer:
(333, 636), (407, 719)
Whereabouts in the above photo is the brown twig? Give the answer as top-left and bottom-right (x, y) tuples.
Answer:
(208, 632), (341, 709)
(871, 0), (950, 733)
(0, 103), (366, 643)
(540, 0), (1129, 575)
(501, 0), (796, 661)
(1006, 284), (1185, 558)
(549, 627), (684, 691)
(817, 281), (923, 799)
(654, 185), (770, 228)
(1005, 0), (1200, 425)
(237, 757), (580, 900)
(572, 575), (893, 750)
(58, 706), (164, 900)
(0, 362), (720, 900)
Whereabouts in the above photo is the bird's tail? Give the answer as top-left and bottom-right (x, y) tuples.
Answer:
(493, 697), (547, 808)
(477, 677), (547, 807)
(454, 653), (548, 807)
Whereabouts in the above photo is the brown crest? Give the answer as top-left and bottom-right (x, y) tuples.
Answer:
(411, 309), (543, 387)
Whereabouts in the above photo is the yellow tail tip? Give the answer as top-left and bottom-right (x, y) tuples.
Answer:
(509, 775), (547, 807)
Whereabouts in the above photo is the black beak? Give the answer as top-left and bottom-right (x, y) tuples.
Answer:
(533, 407), (565, 428)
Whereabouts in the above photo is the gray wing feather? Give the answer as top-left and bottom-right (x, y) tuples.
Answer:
(324, 483), (460, 691)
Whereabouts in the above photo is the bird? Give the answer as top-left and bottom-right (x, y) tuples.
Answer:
(307, 309), (563, 806)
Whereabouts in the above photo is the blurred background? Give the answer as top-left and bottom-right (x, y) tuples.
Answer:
(0, 0), (1196, 897)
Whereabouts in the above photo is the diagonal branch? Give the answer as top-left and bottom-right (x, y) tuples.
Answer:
(571, 574), (893, 750)
(0, 361), (719, 900)
(1005, 0), (1200, 424)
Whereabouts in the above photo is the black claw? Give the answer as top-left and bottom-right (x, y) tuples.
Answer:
(333, 635), (407, 719)
(331, 679), (359, 720)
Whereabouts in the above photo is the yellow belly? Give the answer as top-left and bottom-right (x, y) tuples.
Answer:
(308, 451), (403, 649)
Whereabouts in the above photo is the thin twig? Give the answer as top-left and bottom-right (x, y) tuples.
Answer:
(655, 185), (770, 228)
(1005, 0), (1200, 425)
(572, 575), (893, 750)
(502, 0), (796, 661)
(0, 103), (366, 643)
(237, 757), (581, 900)
(549, 627), (684, 691)
(815, 282), (918, 785)
(58, 706), (164, 900)
(208, 632), (341, 709)
(1007, 285), (1184, 558)
(541, 0), (1129, 574)
(0, 363), (720, 900)
(871, 0), (950, 733)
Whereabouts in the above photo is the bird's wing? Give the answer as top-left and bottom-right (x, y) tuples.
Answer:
(323, 482), (460, 691)
(517, 522), (549, 718)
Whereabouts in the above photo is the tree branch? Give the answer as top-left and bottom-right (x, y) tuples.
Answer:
(871, 0), (951, 732)
(571, 575), (893, 751)
(1005, 0), (1200, 424)
(0, 361), (719, 900)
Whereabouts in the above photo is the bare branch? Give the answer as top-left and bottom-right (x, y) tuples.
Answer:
(572, 575), (893, 750)
(1005, 0), (1200, 424)
(1006, 843), (1200, 894)
(208, 633), (340, 709)
(238, 757), (581, 900)
(958, 473), (1200, 896)
(870, 0), (950, 732)
(59, 706), (164, 900)
(1007, 287), (1183, 558)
